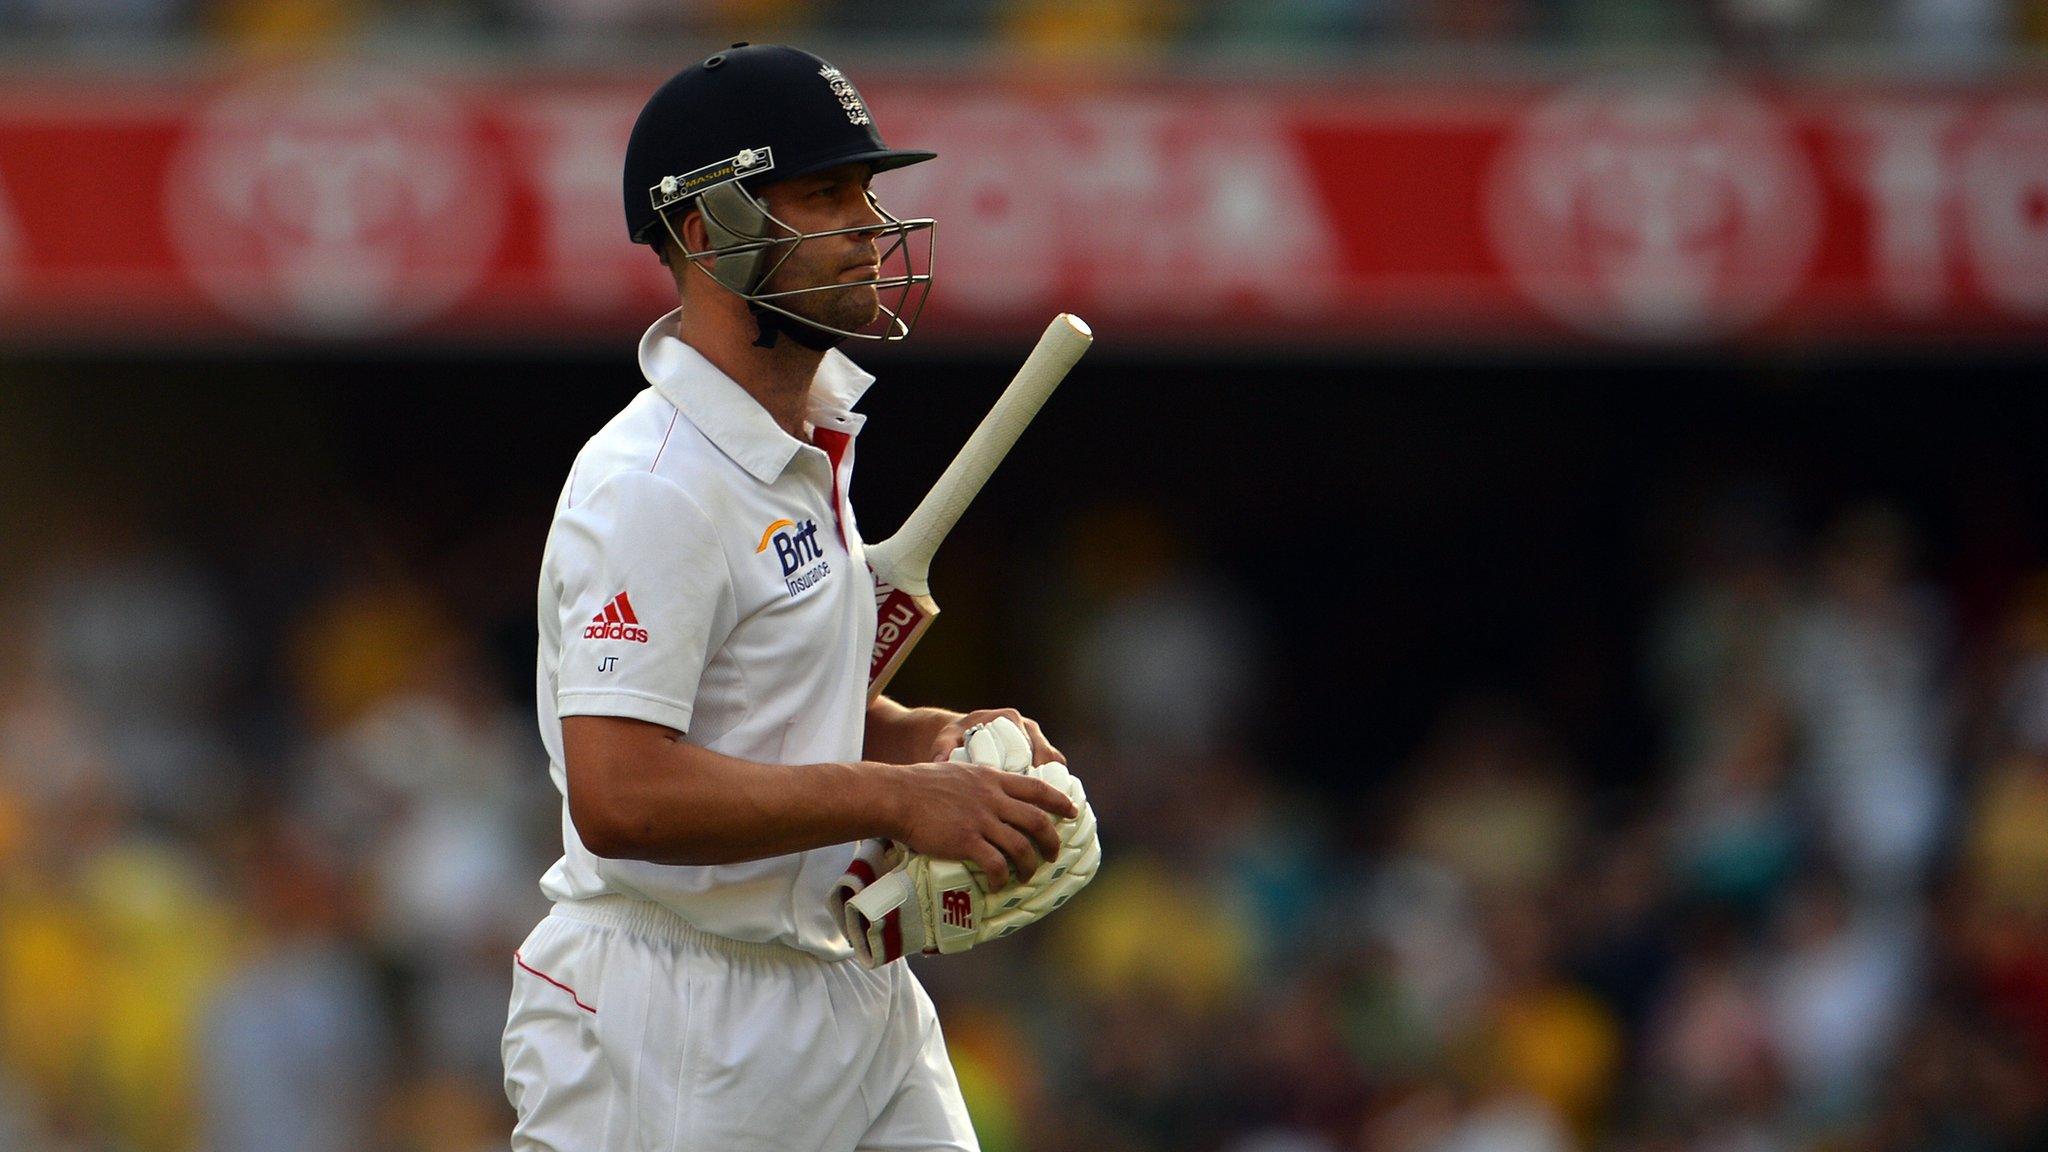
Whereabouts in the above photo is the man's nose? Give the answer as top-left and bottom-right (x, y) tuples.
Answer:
(847, 194), (886, 235)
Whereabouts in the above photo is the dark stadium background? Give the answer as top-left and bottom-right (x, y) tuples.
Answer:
(12, 350), (2046, 786)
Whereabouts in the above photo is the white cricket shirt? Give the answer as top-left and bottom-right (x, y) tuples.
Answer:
(533, 307), (878, 960)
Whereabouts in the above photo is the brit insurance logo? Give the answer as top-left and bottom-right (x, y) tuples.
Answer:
(756, 518), (831, 599)
(1487, 78), (1820, 341)
(165, 68), (502, 336)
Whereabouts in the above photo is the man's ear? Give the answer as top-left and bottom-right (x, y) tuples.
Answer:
(675, 206), (713, 268)
(657, 209), (716, 284)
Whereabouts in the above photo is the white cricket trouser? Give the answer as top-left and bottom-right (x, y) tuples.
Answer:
(502, 895), (979, 1152)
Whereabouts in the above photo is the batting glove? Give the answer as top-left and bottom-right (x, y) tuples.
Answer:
(832, 718), (1100, 968)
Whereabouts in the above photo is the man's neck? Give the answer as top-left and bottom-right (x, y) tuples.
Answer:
(678, 313), (827, 442)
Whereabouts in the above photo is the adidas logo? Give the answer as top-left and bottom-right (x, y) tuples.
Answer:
(583, 592), (649, 643)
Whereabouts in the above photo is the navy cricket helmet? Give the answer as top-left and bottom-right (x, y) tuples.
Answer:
(622, 44), (937, 345)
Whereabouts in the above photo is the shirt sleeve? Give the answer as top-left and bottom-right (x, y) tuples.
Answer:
(546, 469), (732, 733)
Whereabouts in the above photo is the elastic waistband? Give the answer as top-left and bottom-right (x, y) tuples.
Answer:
(549, 895), (820, 963)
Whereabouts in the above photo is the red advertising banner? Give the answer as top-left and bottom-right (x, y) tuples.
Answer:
(1, 65), (2045, 349)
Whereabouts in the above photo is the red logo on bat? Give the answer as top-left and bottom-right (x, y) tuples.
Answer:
(870, 587), (921, 680)
(941, 889), (973, 929)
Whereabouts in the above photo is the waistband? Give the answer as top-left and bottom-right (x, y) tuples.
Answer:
(549, 894), (823, 963)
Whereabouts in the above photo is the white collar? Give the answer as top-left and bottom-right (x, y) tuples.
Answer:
(637, 307), (876, 484)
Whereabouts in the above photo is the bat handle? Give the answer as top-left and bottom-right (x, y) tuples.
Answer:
(873, 314), (1093, 589)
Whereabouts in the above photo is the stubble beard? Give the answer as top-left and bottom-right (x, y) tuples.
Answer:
(762, 248), (881, 336)
(801, 282), (881, 335)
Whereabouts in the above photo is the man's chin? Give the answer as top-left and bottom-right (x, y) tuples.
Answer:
(786, 289), (880, 336)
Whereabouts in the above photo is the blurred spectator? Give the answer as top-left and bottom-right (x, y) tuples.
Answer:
(1646, 491), (1796, 767)
(294, 630), (546, 945)
(1893, 0), (2012, 67)
(924, 1003), (1042, 1152)
(1048, 848), (1257, 1014)
(1367, 1084), (1576, 1152)
(998, 0), (1191, 62)
(2028, 0), (2048, 46)
(1397, 701), (1582, 900)
(501, 0), (825, 43)
(1706, 0), (1829, 59)
(1641, 934), (1783, 1123)
(1354, 854), (1494, 1062)
(286, 579), (447, 733)
(1963, 753), (2048, 923)
(1758, 868), (1922, 1124)
(28, 517), (240, 832)
(1778, 505), (1952, 896)
(1231, 972), (1375, 1145)
(1665, 688), (1799, 918)
(1473, 900), (1624, 1142)
(198, 812), (391, 1152)
(1188, 0), (1393, 45)
(1059, 504), (1264, 756)
(204, 0), (373, 48)
(817, 0), (995, 37)
(1555, 0), (1705, 45)
(379, 1069), (518, 1152)
(1416, 0), (1537, 41)
(1560, 826), (1680, 1041)
(0, 679), (242, 1152)
(1990, 572), (2048, 758)
(292, 604), (549, 1088)
(511, 0), (714, 39)
(3, 0), (190, 40)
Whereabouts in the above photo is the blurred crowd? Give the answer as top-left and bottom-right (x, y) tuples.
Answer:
(0, 505), (560, 1151)
(921, 495), (2048, 1152)
(2, 0), (2048, 64)
(3, 476), (2048, 1152)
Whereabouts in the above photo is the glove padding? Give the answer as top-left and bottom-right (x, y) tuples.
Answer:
(832, 718), (1100, 968)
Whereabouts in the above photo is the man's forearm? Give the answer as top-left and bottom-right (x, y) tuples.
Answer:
(567, 716), (910, 865)
(864, 695), (960, 765)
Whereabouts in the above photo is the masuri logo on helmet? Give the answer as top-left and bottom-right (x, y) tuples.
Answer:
(651, 146), (777, 214)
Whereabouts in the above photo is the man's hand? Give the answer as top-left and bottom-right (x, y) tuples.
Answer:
(888, 756), (1074, 887)
(836, 718), (1101, 968)
(930, 708), (1063, 768)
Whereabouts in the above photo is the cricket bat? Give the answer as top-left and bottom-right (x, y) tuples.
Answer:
(865, 313), (1094, 699)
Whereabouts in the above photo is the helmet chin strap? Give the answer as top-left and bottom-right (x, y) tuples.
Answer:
(749, 302), (845, 351)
